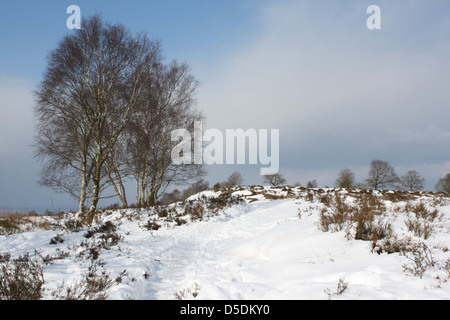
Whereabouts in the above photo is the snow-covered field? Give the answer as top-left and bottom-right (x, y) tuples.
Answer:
(1, 186), (450, 300)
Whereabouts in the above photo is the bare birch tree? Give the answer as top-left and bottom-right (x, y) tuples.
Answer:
(125, 61), (205, 206)
(34, 15), (160, 219)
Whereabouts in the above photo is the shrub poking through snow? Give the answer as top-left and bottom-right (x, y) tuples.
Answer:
(51, 261), (122, 300)
(143, 219), (161, 231)
(174, 282), (201, 300)
(403, 202), (442, 239)
(325, 278), (349, 300)
(185, 203), (205, 221)
(0, 252), (45, 300)
(402, 242), (437, 279)
(318, 192), (392, 242)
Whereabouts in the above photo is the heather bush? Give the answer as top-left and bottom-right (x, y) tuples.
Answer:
(51, 261), (121, 300)
(0, 252), (45, 300)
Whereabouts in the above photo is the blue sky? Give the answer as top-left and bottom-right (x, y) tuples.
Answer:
(0, 0), (264, 82)
(0, 1), (449, 212)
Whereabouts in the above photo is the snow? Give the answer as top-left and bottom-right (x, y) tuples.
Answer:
(185, 190), (220, 201)
(1, 187), (450, 300)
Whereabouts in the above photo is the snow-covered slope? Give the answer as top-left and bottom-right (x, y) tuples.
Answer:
(1, 186), (449, 300)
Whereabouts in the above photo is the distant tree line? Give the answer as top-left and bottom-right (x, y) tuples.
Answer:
(203, 159), (450, 197)
(257, 159), (450, 195)
(140, 161), (450, 207)
(334, 159), (429, 192)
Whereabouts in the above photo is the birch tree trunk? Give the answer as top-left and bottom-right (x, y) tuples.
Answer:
(78, 158), (88, 215)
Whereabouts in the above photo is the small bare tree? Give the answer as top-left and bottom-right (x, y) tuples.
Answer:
(263, 173), (286, 186)
(365, 160), (399, 190)
(335, 169), (355, 189)
(435, 173), (450, 195)
(226, 172), (244, 187)
(125, 60), (205, 206)
(399, 170), (425, 191)
(306, 180), (318, 188)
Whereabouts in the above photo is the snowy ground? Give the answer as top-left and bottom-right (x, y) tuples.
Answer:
(1, 187), (450, 300)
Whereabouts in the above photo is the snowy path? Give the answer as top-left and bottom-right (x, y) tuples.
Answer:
(143, 201), (282, 299)
(111, 198), (450, 300)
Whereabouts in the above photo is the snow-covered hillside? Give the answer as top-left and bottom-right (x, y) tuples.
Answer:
(1, 186), (450, 300)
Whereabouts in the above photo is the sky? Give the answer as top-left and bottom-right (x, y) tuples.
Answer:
(0, 0), (449, 212)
